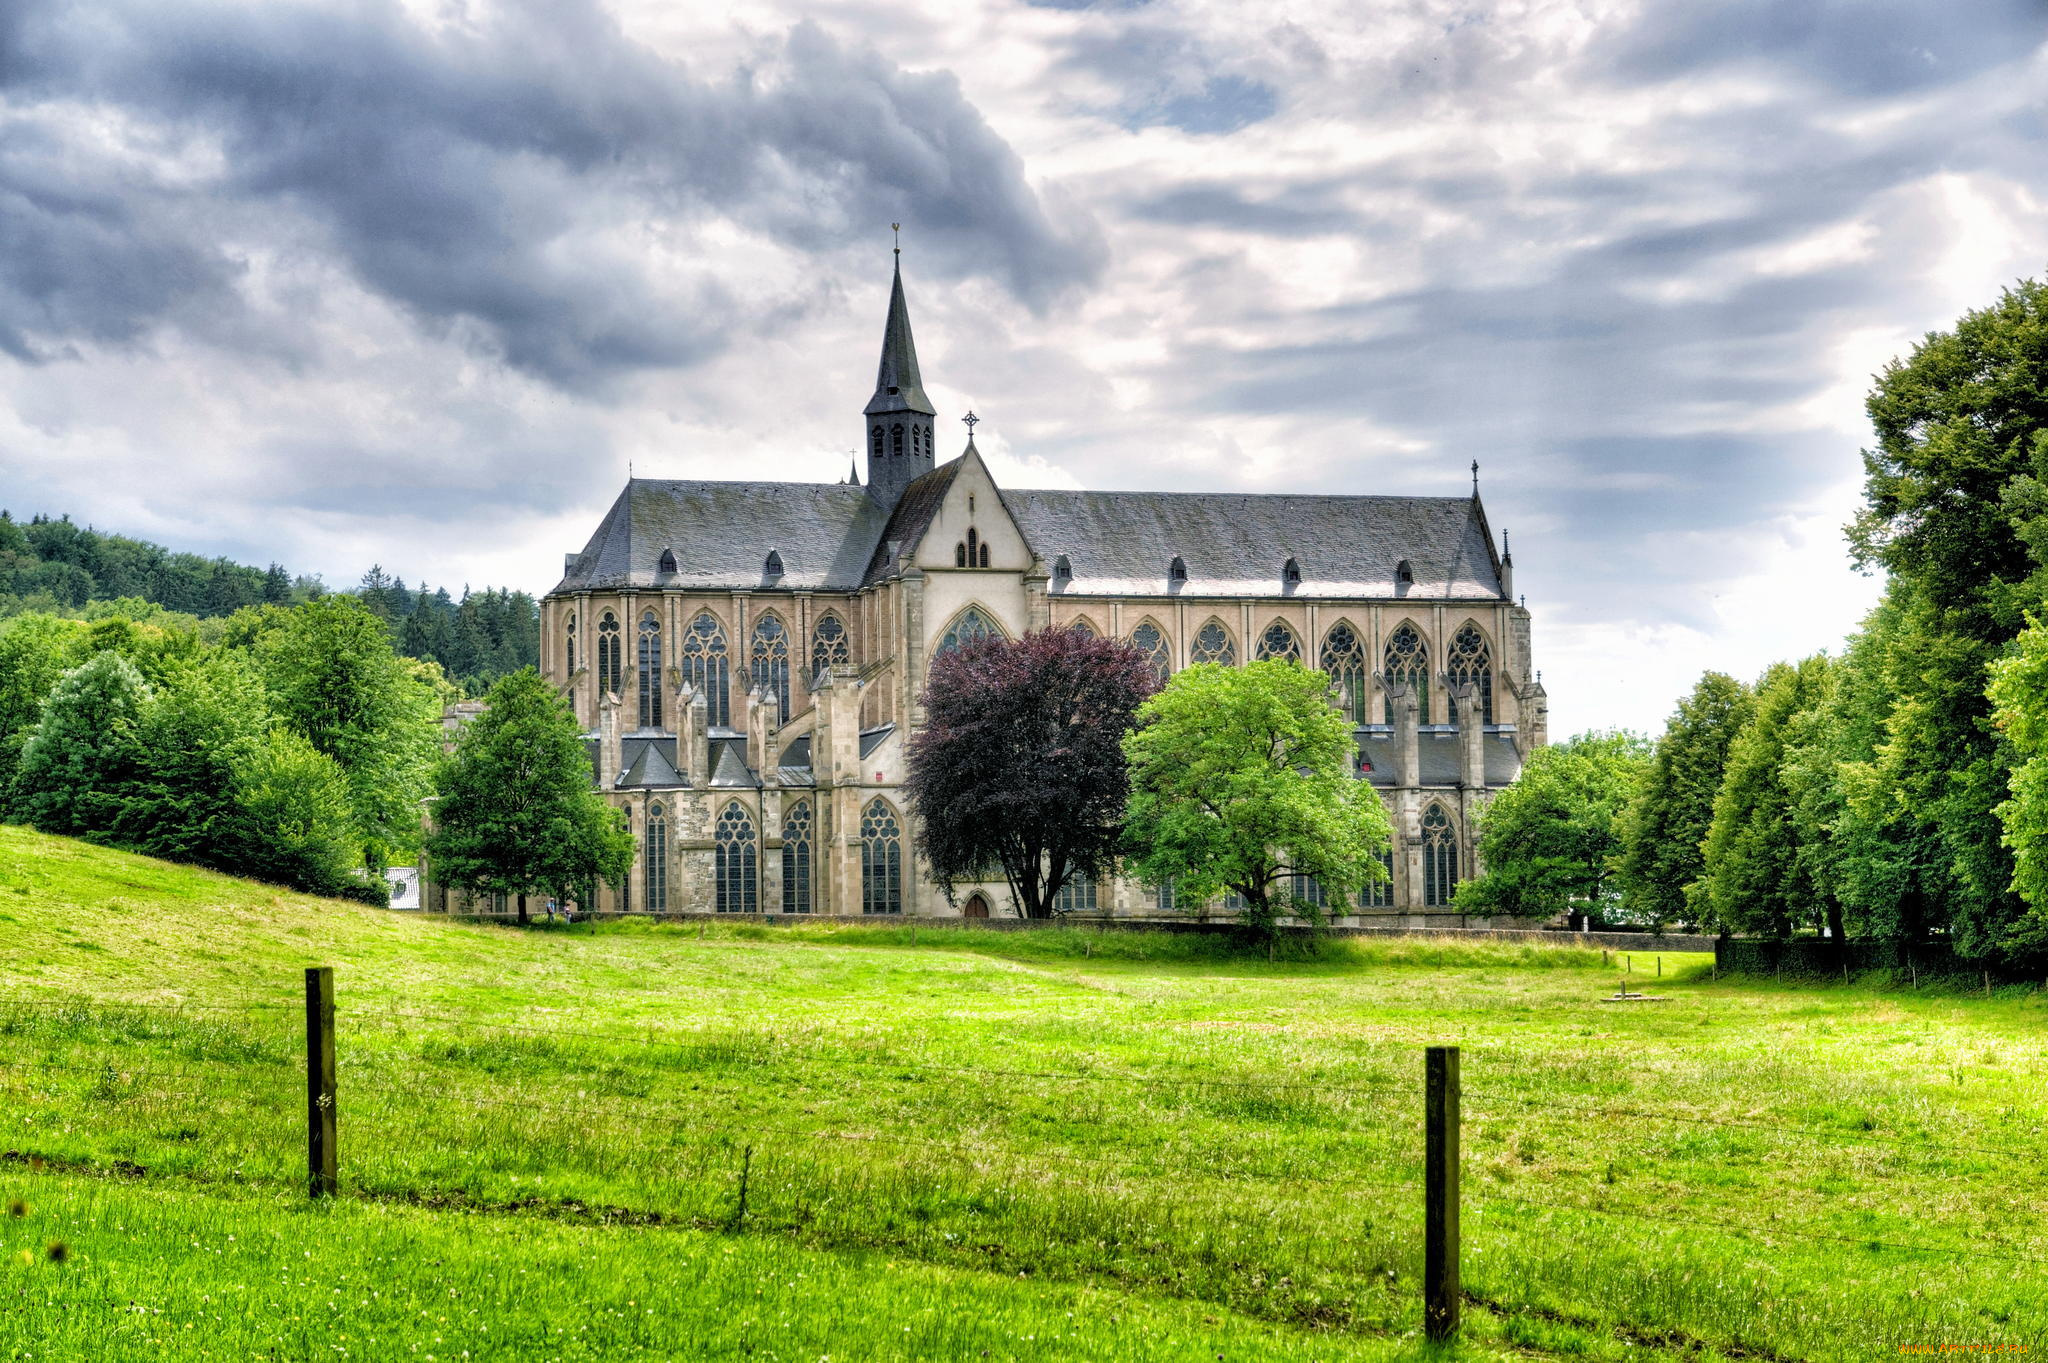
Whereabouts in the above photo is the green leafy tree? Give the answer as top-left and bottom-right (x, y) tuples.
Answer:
(258, 595), (441, 875)
(13, 652), (152, 837)
(111, 654), (267, 869)
(1845, 279), (2048, 960)
(1986, 613), (2048, 957)
(0, 613), (85, 803)
(1123, 660), (1391, 937)
(1616, 673), (1753, 929)
(237, 728), (372, 900)
(1458, 731), (1652, 921)
(425, 668), (632, 924)
(1697, 657), (1838, 939)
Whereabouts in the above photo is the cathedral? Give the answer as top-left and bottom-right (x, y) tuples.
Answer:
(488, 258), (1543, 922)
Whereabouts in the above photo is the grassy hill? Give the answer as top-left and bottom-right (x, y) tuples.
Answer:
(1, 825), (2044, 1359)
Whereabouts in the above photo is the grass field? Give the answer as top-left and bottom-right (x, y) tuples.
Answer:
(1, 824), (2044, 1360)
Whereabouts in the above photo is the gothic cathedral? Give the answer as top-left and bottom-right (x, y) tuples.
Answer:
(443, 258), (1545, 921)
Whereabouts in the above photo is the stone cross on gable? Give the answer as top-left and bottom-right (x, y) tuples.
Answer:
(962, 411), (979, 434)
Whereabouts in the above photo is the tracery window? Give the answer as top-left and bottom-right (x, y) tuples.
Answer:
(937, 607), (1000, 655)
(1053, 869), (1094, 915)
(1256, 621), (1301, 663)
(1359, 849), (1396, 908)
(1447, 624), (1495, 726)
(751, 614), (790, 717)
(1068, 618), (1097, 638)
(781, 800), (813, 914)
(1382, 624), (1428, 724)
(1320, 622), (1369, 724)
(1190, 620), (1235, 666)
(637, 612), (663, 729)
(597, 612), (622, 697)
(1422, 805), (1457, 907)
(811, 613), (849, 682)
(716, 803), (757, 914)
(681, 613), (731, 728)
(1128, 621), (1169, 684)
(860, 799), (902, 915)
(644, 803), (668, 912)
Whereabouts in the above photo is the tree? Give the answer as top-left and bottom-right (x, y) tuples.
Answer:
(1123, 660), (1391, 937)
(906, 626), (1154, 919)
(13, 652), (152, 837)
(111, 653), (267, 870)
(1845, 279), (2048, 961)
(257, 595), (441, 875)
(1697, 656), (1838, 939)
(1986, 612), (2048, 958)
(425, 668), (632, 923)
(0, 613), (84, 804)
(1457, 731), (1651, 921)
(1615, 673), (1753, 929)
(237, 729), (373, 901)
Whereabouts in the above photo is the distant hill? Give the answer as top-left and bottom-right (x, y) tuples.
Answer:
(0, 509), (537, 693)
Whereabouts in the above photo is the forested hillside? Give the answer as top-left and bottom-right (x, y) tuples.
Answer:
(0, 510), (537, 693)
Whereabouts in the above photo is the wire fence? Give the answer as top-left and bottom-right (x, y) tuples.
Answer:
(2, 982), (2045, 1353)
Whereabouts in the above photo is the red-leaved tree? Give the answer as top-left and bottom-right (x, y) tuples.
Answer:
(907, 626), (1155, 918)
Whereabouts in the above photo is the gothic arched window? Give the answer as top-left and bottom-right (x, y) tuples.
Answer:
(751, 614), (790, 717)
(1068, 617), (1098, 638)
(860, 799), (902, 915)
(811, 613), (849, 682)
(1155, 878), (1176, 912)
(1359, 848), (1395, 908)
(1190, 619), (1235, 666)
(955, 542), (967, 567)
(637, 612), (663, 728)
(565, 612), (577, 674)
(1290, 873), (1326, 909)
(1447, 623), (1495, 726)
(1320, 622), (1369, 724)
(1129, 621), (1169, 684)
(937, 607), (1000, 656)
(891, 423), (905, 459)
(597, 612), (622, 697)
(716, 803), (757, 913)
(781, 799), (812, 914)
(870, 425), (883, 460)
(1422, 805), (1457, 907)
(1053, 869), (1093, 915)
(1256, 621), (1301, 663)
(658, 548), (677, 575)
(681, 612), (731, 728)
(1383, 624), (1428, 724)
(644, 802), (668, 912)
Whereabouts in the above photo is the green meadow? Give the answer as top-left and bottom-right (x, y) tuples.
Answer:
(1, 824), (2044, 1360)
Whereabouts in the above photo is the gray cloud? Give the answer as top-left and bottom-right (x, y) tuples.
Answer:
(0, 0), (1102, 388)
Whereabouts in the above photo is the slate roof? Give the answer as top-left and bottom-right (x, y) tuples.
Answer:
(554, 474), (1501, 603)
(1356, 730), (1524, 787)
(555, 480), (888, 593)
(1012, 490), (1502, 600)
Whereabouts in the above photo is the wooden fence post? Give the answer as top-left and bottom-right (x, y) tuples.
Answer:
(1425, 1045), (1461, 1343)
(305, 967), (337, 1199)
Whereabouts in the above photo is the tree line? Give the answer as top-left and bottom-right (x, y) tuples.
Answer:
(0, 513), (539, 695)
(1459, 279), (2048, 969)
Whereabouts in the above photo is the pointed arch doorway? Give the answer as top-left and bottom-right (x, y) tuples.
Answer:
(963, 893), (991, 919)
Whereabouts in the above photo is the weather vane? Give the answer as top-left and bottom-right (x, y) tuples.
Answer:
(892, 222), (900, 256)
(962, 410), (979, 435)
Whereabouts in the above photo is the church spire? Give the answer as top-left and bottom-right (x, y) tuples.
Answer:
(862, 231), (938, 507)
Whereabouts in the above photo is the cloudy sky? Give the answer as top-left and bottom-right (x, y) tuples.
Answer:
(4, 0), (2046, 734)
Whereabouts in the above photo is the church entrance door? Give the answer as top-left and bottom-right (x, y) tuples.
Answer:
(963, 893), (990, 919)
